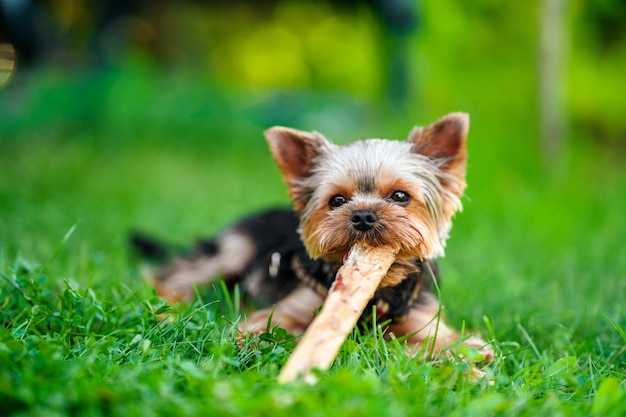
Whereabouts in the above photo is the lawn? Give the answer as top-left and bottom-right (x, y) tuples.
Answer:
(1, 68), (625, 417)
(1, 9), (626, 414)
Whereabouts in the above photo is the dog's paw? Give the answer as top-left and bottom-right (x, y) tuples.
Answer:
(236, 309), (308, 344)
(462, 335), (495, 363)
(456, 335), (495, 384)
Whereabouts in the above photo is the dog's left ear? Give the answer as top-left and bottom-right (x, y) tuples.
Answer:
(408, 112), (469, 183)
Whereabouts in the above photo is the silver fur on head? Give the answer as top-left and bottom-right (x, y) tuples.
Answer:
(265, 112), (469, 267)
(298, 137), (463, 258)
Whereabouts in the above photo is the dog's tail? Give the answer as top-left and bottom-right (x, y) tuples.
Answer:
(129, 231), (172, 262)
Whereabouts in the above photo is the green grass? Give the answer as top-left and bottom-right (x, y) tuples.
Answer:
(1, 66), (626, 416)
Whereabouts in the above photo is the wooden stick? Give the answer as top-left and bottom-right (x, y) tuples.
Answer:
(278, 242), (399, 384)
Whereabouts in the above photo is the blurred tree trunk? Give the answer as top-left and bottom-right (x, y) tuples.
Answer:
(539, 0), (568, 164)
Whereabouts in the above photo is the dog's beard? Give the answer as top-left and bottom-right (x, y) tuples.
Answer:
(300, 203), (441, 275)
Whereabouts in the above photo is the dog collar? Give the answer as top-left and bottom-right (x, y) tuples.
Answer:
(289, 254), (423, 324)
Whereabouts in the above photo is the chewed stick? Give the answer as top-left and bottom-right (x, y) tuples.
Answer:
(278, 242), (399, 384)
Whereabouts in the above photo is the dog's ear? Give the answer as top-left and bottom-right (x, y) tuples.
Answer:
(408, 112), (469, 182)
(265, 126), (331, 185)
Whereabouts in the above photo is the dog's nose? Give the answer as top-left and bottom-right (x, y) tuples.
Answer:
(351, 210), (377, 231)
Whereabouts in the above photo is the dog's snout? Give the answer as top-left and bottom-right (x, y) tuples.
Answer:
(351, 209), (378, 232)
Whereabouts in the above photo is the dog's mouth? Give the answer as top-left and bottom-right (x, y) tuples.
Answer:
(302, 204), (432, 262)
(350, 227), (389, 246)
(314, 226), (399, 264)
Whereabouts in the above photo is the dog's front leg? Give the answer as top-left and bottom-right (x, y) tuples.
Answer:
(239, 285), (324, 337)
(386, 293), (494, 362)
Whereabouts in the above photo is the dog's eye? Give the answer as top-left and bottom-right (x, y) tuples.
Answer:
(329, 195), (348, 209)
(389, 190), (410, 204)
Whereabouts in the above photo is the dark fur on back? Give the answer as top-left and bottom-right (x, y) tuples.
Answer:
(130, 208), (438, 321)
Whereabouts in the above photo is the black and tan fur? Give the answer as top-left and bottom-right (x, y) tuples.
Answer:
(131, 112), (493, 361)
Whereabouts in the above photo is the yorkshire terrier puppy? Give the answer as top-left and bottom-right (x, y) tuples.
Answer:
(131, 112), (493, 361)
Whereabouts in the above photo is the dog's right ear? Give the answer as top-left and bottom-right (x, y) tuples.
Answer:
(264, 127), (331, 185)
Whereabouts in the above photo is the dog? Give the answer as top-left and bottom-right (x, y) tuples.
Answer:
(131, 112), (494, 362)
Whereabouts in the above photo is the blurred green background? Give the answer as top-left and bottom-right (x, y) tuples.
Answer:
(2, 4), (626, 416)
(1, 0), (625, 336)
(3, 0), (626, 146)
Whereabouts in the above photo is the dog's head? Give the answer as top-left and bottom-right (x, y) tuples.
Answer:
(265, 113), (469, 264)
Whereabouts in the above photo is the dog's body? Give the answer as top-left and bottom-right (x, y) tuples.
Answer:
(132, 112), (493, 361)
(132, 208), (436, 325)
